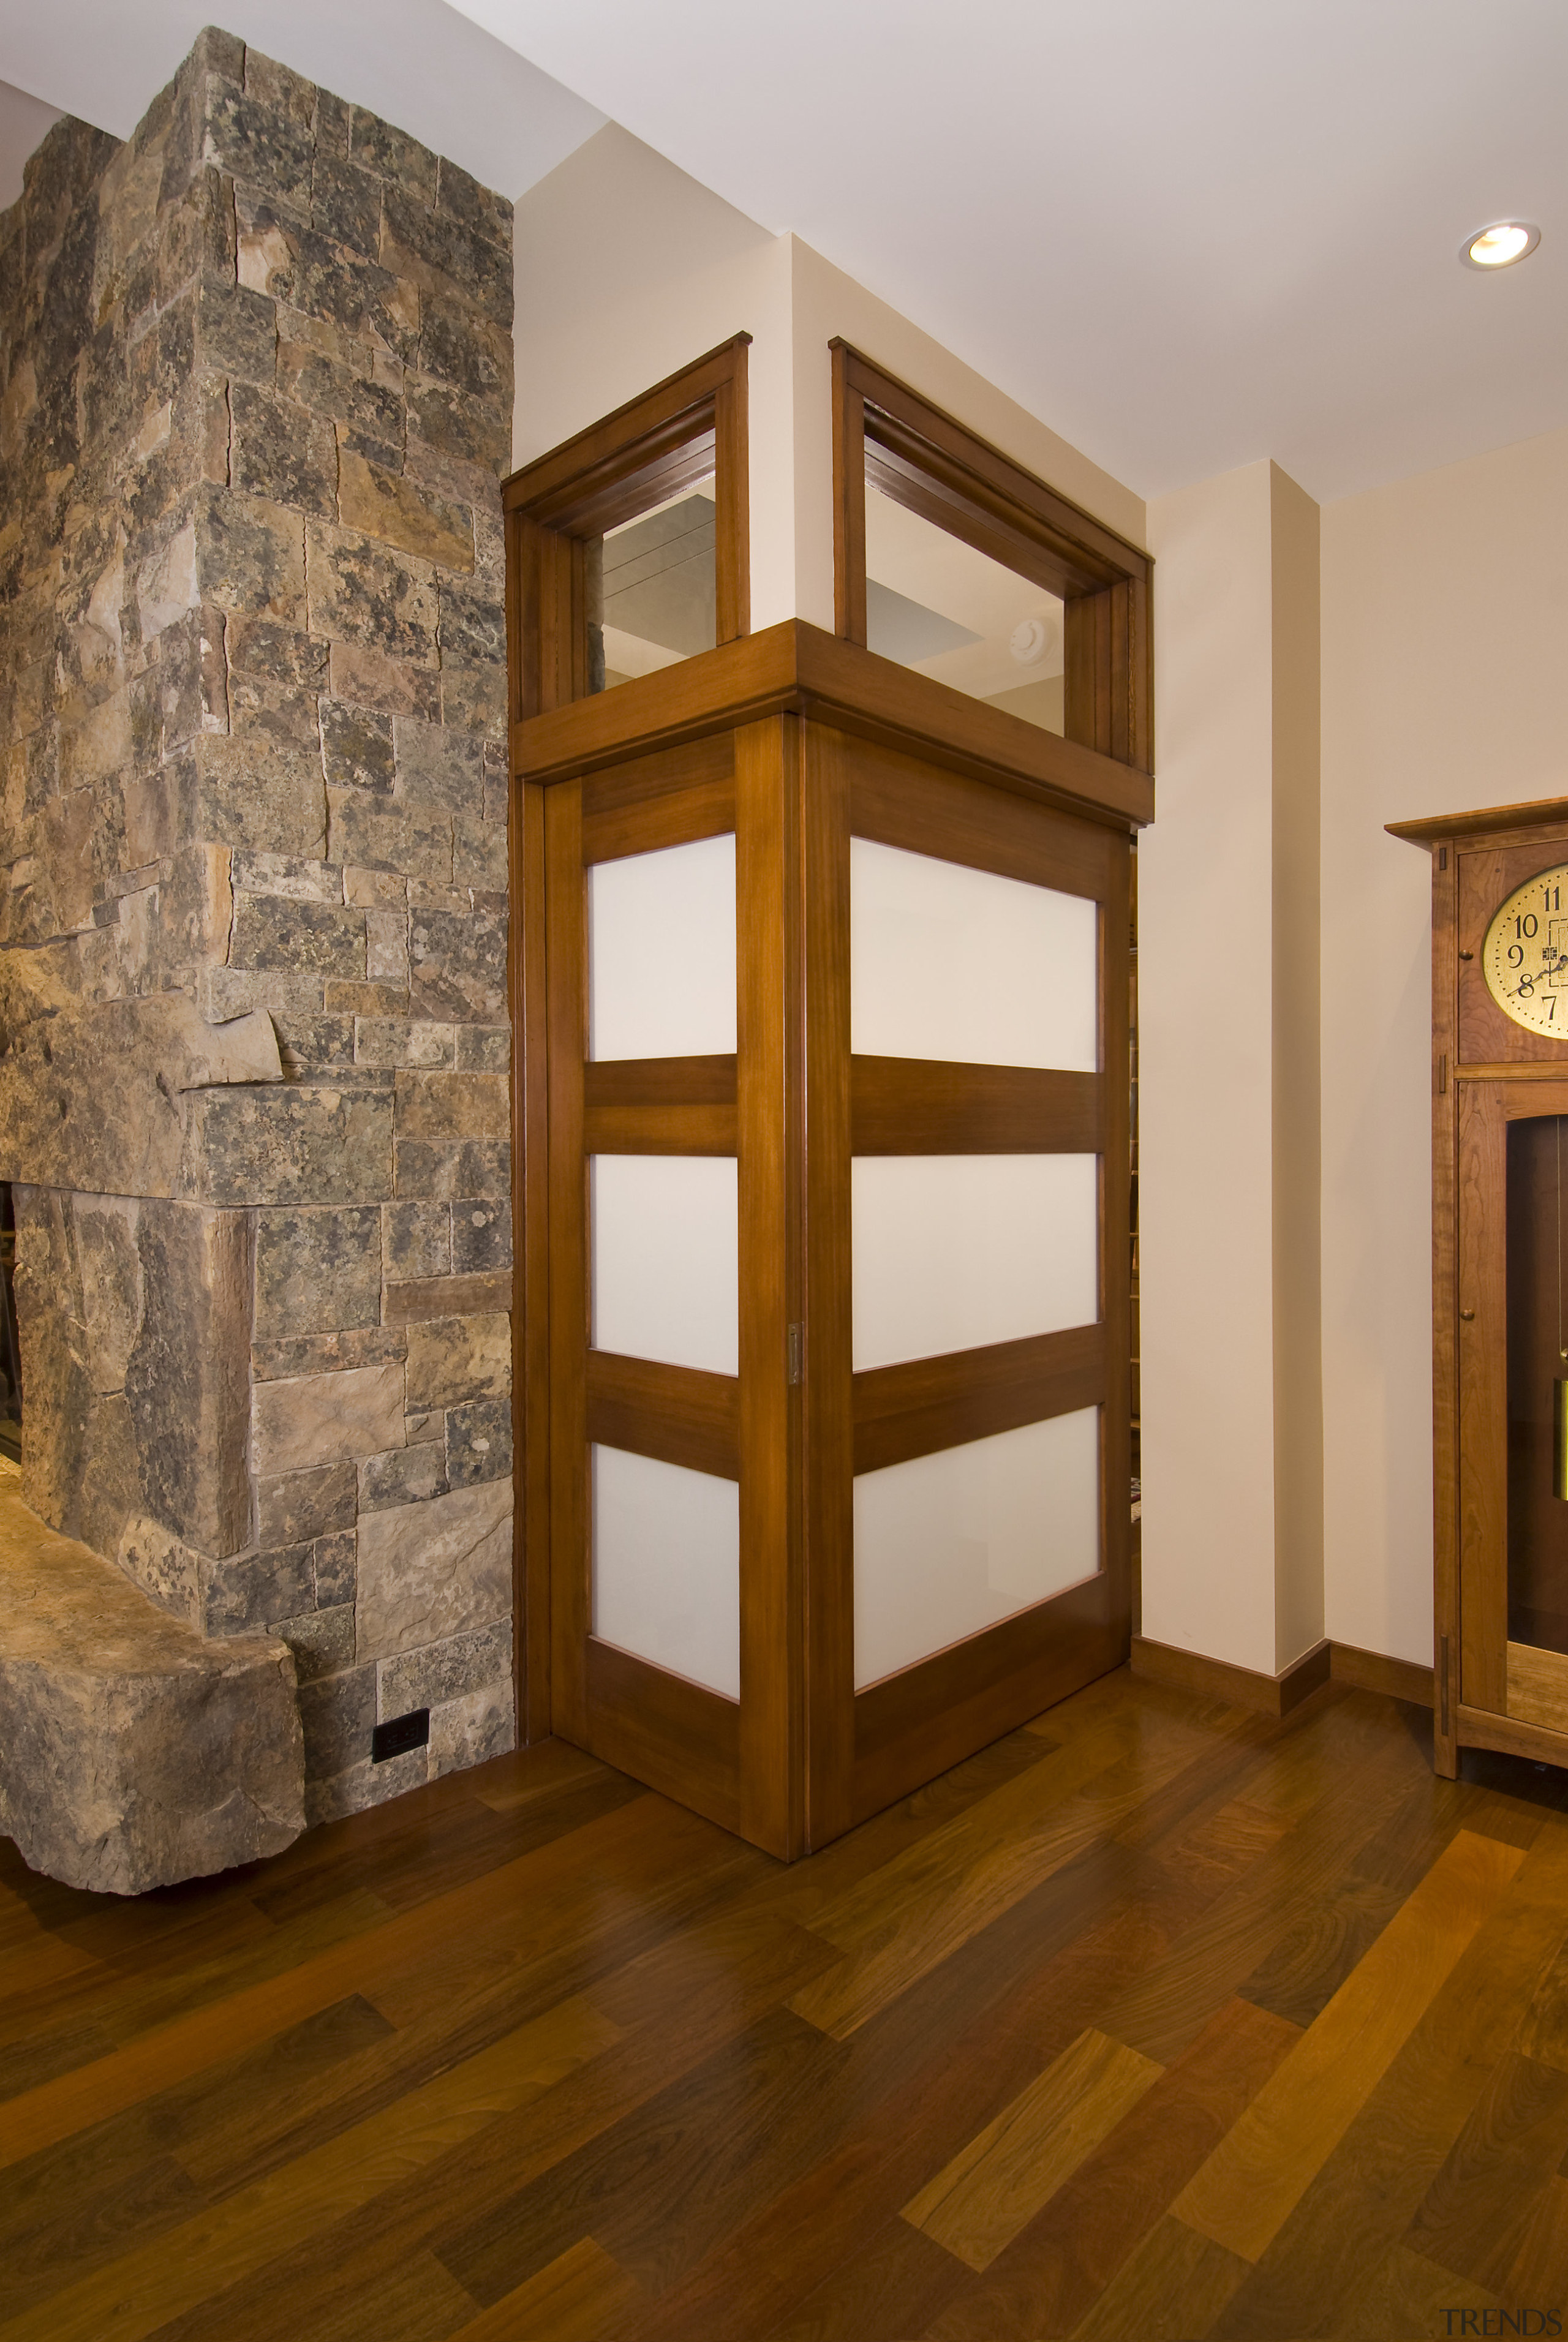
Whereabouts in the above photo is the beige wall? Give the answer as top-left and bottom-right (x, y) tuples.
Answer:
(511, 126), (1145, 636)
(1139, 459), (1324, 1676)
(1320, 422), (1568, 1665)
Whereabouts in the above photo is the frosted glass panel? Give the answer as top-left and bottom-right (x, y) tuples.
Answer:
(854, 1409), (1101, 1687)
(588, 833), (736, 1060)
(592, 1444), (739, 1699)
(853, 1154), (1098, 1370)
(851, 838), (1096, 1070)
(592, 1155), (738, 1374)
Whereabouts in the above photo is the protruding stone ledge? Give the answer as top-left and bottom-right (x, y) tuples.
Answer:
(0, 1469), (306, 1895)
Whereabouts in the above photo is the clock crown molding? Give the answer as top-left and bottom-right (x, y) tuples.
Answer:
(1389, 794), (1568, 849)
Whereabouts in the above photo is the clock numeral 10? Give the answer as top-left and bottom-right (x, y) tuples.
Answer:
(1517, 914), (1540, 938)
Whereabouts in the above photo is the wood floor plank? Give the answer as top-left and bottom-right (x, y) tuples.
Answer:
(1204, 1815), (1568, 2340)
(1502, 2171), (1568, 2305)
(790, 1706), (1218, 2038)
(758, 2217), (970, 2342)
(0, 1997), (618, 2342)
(917, 1996), (1300, 2342)
(1402, 2047), (1568, 2292)
(446, 2237), (645, 2341)
(1171, 1827), (1526, 2264)
(901, 2027), (1161, 2272)
(1067, 2211), (1251, 2342)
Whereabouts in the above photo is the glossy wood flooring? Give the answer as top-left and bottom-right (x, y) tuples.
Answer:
(5, 1668), (1568, 2341)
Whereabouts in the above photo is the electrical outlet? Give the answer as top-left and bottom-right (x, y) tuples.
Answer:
(372, 1708), (430, 1763)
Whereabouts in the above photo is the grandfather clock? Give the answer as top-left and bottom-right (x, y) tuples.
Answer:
(1392, 794), (1568, 1777)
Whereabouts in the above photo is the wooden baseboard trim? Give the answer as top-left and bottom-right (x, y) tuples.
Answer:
(1129, 1635), (1330, 1718)
(1330, 1643), (1434, 1708)
(1131, 1635), (1435, 1719)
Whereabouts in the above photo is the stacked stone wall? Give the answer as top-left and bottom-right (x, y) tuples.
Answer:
(0, 29), (516, 1822)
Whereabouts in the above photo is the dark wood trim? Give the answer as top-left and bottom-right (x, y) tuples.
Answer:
(1388, 797), (1568, 847)
(831, 341), (867, 646)
(1430, 840), (1460, 1776)
(580, 734), (735, 864)
(516, 621), (1153, 834)
(736, 715), (803, 1858)
(584, 1638), (742, 1837)
(1129, 1634), (1334, 1719)
(853, 1325), (1105, 1475)
(505, 336), (750, 718)
(850, 1059), (1103, 1154)
(801, 721), (856, 1850)
(543, 783), (589, 1747)
(829, 342), (1152, 777)
(1456, 1701), (1568, 1769)
(1331, 1643), (1434, 1708)
(586, 1350), (740, 1480)
(511, 775), (551, 1745)
(583, 1055), (738, 1153)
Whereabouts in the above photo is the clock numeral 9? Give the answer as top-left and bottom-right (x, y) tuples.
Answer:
(1509, 944), (1526, 967)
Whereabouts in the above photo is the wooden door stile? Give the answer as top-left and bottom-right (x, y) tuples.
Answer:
(513, 775), (552, 1742)
(802, 720), (856, 1848)
(544, 783), (589, 1746)
(1099, 835), (1135, 1656)
(736, 715), (804, 1858)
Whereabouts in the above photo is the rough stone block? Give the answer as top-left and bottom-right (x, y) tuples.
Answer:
(408, 905), (505, 1022)
(356, 1019), (454, 1069)
(435, 157), (513, 255)
(194, 732), (326, 858)
(447, 1396), (511, 1489)
(255, 1205), (382, 1336)
(338, 445), (473, 572)
(305, 1740), (425, 1825)
(195, 485), (305, 619)
(202, 1543), (314, 1636)
(125, 1202), (254, 1558)
(394, 716), (483, 813)
(252, 1360), (405, 1478)
(360, 1443), (446, 1514)
(232, 894), (367, 976)
(116, 1513), (203, 1627)
(394, 1139), (510, 1202)
(366, 906), (409, 985)
(227, 614), (330, 690)
(0, 1486), (304, 1894)
(193, 277), (279, 384)
(252, 1327), (404, 1382)
(257, 1460), (356, 1548)
(378, 1616), (511, 1720)
(230, 850), (342, 903)
(230, 380), (337, 518)
(349, 107), (437, 204)
(384, 1271), (510, 1327)
(451, 1197), (511, 1273)
(379, 187), (512, 327)
(384, 1199), (450, 1278)
(405, 374), (511, 479)
(456, 1025), (511, 1074)
(437, 578), (504, 667)
(306, 521), (439, 665)
(404, 1312), (510, 1410)
(394, 1069), (508, 1140)
(429, 1679), (515, 1779)
(313, 1526), (357, 1606)
(296, 1662), (374, 1779)
(203, 83), (315, 209)
(321, 699), (396, 794)
(452, 812), (508, 892)
(326, 789), (453, 883)
(311, 153), (383, 260)
(328, 640), (441, 723)
(355, 1477), (510, 1661)
(182, 1083), (394, 1208)
(73, 1198), (143, 1393)
(439, 657), (507, 740)
(274, 1602), (355, 1683)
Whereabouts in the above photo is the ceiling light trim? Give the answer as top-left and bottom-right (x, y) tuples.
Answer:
(1460, 219), (1542, 271)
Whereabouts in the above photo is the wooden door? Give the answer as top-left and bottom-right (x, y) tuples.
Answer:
(802, 726), (1132, 1842)
(543, 721), (801, 1856)
(1457, 1075), (1568, 1739)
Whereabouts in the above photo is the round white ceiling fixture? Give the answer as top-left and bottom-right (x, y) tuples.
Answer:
(1460, 220), (1541, 270)
(1010, 617), (1050, 667)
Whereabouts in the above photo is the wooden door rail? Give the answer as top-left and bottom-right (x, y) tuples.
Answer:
(586, 1350), (740, 1479)
(853, 1323), (1104, 1473)
(851, 1058), (1102, 1154)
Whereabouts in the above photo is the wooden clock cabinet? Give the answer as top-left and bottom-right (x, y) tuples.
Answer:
(1393, 795), (1568, 1777)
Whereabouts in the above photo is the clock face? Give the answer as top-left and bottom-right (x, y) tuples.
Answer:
(1483, 863), (1568, 1035)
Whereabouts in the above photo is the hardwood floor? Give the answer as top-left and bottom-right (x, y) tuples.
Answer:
(4, 1666), (1568, 2340)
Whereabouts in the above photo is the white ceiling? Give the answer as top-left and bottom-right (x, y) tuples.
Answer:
(451, 0), (1568, 504)
(2, 1), (1562, 503)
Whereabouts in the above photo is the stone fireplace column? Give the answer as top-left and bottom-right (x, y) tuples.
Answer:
(0, 30), (517, 1824)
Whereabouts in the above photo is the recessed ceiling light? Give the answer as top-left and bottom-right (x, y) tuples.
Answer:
(1460, 220), (1540, 270)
